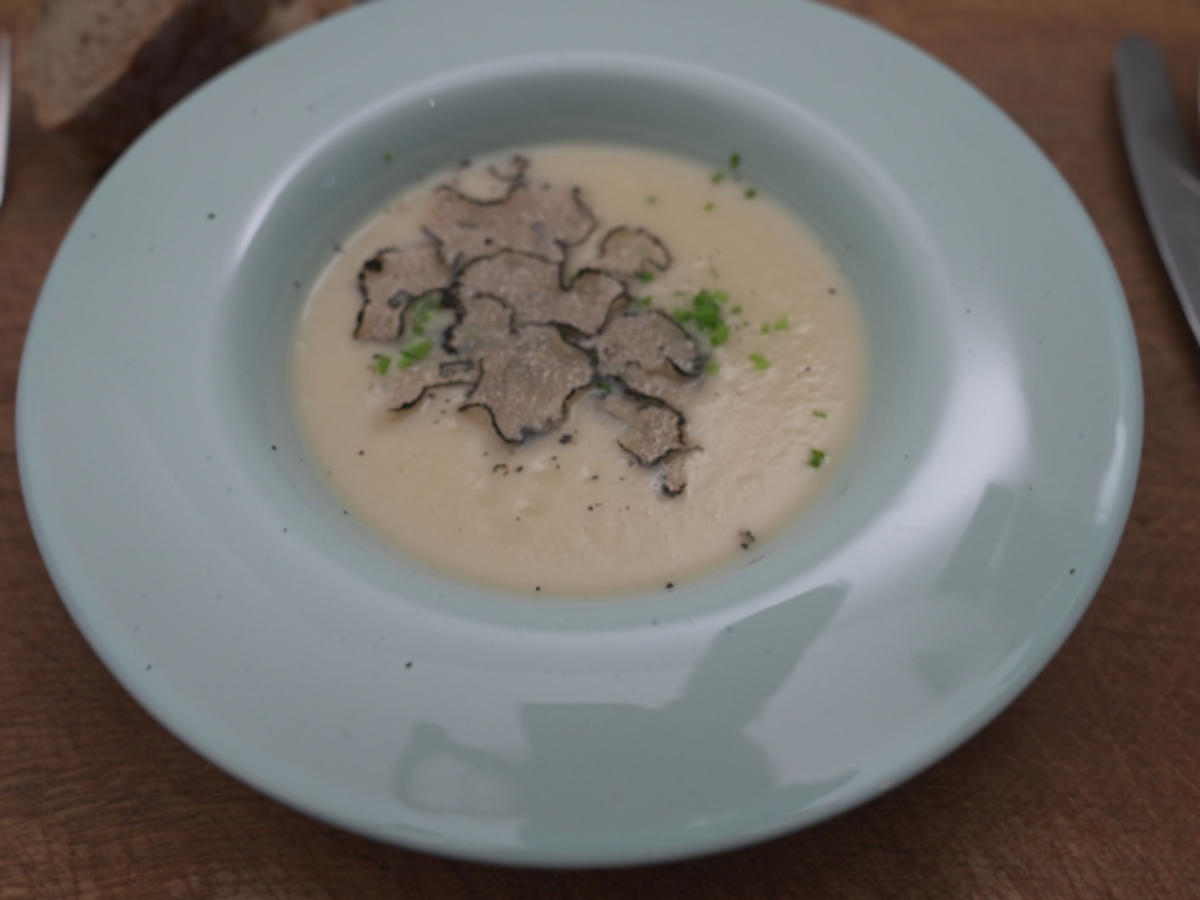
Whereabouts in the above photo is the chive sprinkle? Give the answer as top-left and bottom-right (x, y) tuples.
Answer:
(731, 305), (742, 314)
(411, 293), (441, 335)
(646, 194), (657, 205)
(673, 289), (731, 346)
(711, 171), (726, 184)
(705, 360), (720, 375)
(374, 355), (391, 375)
(773, 316), (789, 331)
(761, 323), (770, 334)
(744, 188), (758, 199)
(812, 409), (828, 419)
(636, 296), (653, 307)
(808, 448), (827, 468)
(206, 212), (215, 220)
(637, 270), (656, 283)
(730, 152), (742, 170)
(750, 352), (771, 371)
(703, 202), (715, 211)
(398, 338), (433, 368)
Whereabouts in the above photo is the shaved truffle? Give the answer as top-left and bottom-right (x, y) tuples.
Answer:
(463, 326), (594, 443)
(457, 250), (623, 335)
(602, 394), (688, 466)
(487, 154), (529, 184)
(444, 294), (514, 355)
(597, 226), (671, 277)
(373, 358), (476, 411)
(660, 450), (694, 497)
(592, 310), (706, 378)
(355, 243), (452, 341)
(426, 181), (597, 267)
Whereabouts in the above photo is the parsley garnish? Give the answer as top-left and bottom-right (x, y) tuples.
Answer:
(812, 410), (828, 419)
(636, 296), (653, 307)
(761, 323), (770, 334)
(646, 194), (657, 205)
(637, 270), (656, 283)
(750, 352), (771, 371)
(730, 152), (742, 170)
(374, 355), (391, 375)
(808, 448), (827, 468)
(703, 202), (715, 211)
(744, 188), (758, 199)
(673, 289), (731, 346)
(773, 316), (789, 331)
(411, 293), (441, 335)
(705, 360), (720, 375)
(711, 171), (726, 184)
(398, 338), (433, 368)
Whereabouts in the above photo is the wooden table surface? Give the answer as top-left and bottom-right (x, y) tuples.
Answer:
(2, 1), (1198, 896)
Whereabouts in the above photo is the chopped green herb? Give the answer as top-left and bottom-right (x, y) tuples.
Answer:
(673, 289), (731, 346)
(411, 293), (441, 335)
(595, 378), (613, 394)
(705, 360), (720, 375)
(712, 289), (728, 303)
(773, 316), (789, 331)
(646, 194), (657, 205)
(398, 338), (433, 368)
(206, 212), (215, 220)
(711, 171), (726, 184)
(761, 323), (770, 334)
(374, 355), (391, 375)
(636, 295), (653, 307)
(808, 448), (827, 468)
(383, 152), (394, 163)
(812, 410), (828, 419)
(731, 305), (742, 314)
(637, 270), (656, 283)
(730, 152), (742, 170)
(750, 352), (771, 371)
(703, 202), (715, 212)
(744, 188), (758, 199)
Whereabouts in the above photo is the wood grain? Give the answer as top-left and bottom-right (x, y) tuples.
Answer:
(2, 1), (1198, 897)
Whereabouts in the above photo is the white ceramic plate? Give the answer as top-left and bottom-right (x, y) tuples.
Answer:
(17, 0), (1140, 868)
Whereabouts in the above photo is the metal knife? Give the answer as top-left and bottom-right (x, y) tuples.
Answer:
(1115, 35), (1200, 347)
(0, 34), (10, 211)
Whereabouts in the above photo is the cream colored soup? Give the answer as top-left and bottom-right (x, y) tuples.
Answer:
(292, 143), (867, 595)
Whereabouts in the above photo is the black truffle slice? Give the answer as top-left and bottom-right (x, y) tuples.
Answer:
(660, 450), (694, 497)
(463, 325), (594, 443)
(355, 243), (452, 341)
(596, 226), (672, 277)
(592, 310), (706, 378)
(457, 250), (623, 336)
(373, 358), (478, 411)
(425, 181), (597, 267)
(443, 294), (514, 355)
(601, 389), (689, 466)
(487, 154), (529, 184)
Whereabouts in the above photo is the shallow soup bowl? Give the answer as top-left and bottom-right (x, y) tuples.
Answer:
(17, 0), (1140, 869)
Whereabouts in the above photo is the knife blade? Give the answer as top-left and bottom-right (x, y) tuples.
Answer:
(0, 34), (10, 211)
(1115, 35), (1200, 348)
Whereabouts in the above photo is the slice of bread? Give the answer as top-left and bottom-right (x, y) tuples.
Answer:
(16, 0), (354, 164)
